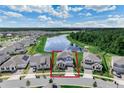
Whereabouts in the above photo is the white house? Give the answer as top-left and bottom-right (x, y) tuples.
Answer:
(112, 56), (124, 75)
(0, 55), (30, 72)
(56, 50), (74, 70)
(30, 54), (51, 71)
(83, 52), (102, 71)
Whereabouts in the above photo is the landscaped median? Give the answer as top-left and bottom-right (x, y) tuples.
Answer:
(61, 85), (91, 88)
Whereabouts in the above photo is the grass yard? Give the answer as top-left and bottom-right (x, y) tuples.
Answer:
(67, 36), (86, 48)
(27, 36), (47, 55)
(61, 85), (90, 88)
(67, 36), (84, 75)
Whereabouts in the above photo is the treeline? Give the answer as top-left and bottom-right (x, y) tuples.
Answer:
(0, 27), (85, 32)
(70, 29), (124, 56)
(1, 27), (123, 32)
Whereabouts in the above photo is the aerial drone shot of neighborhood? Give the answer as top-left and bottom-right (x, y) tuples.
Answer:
(0, 5), (124, 88)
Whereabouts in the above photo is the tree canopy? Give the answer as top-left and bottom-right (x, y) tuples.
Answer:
(70, 28), (124, 56)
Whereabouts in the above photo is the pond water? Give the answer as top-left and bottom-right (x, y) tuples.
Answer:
(44, 35), (82, 52)
(44, 35), (71, 52)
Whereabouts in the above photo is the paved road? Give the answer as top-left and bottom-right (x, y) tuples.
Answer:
(1, 76), (124, 88)
(24, 68), (36, 79)
(7, 70), (23, 80)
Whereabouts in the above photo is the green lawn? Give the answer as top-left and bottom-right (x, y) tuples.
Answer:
(61, 85), (90, 88)
(67, 36), (86, 48)
(27, 36), (47, 55)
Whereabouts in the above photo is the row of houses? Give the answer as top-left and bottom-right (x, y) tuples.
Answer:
(0, 54), (51, 72)
(0, 34), (40, 72)
(83, 52), (124, 77)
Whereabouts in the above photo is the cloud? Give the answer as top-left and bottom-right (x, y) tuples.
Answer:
(0, 10), (23, 17)
(8, 5), (70, 19)
(85, 13), (92, 16)
(72, 15), (124, 28)
(79, 12), (92, 16)
(69, 6), (83, 12)
(4, 11), (23, 17)
(0, 18), (2, 22)
(84, 5), (116, 12)
(38, 15), (52, 21)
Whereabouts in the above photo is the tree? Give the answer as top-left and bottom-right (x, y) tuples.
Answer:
(49, 79), (53, 83)
(93, 81), (97, 87)
(70, 29), (124, 56)
(26, 80), (31, 87)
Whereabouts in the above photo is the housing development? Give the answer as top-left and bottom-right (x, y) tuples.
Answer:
(0, 5), (124, 88)
(0, 28), (124, 88)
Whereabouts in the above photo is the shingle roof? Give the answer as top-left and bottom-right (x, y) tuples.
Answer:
(84, 52), (101, 62)
(0, 55), (29, 67)
(112, 56), (124, 65)
(30, 54), (50, 65)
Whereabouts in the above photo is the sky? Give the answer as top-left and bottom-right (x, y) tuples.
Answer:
(0, 5), (124, 27)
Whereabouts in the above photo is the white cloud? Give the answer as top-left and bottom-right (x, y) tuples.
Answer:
(69, 6), (83, 12)
(84, 5), (116, 12)
(72, 15), (124, 28)
(0, 10), (23, 18)
(8, 5), (70, 19)
(79, 12), (92, 17)
(38, 15), (52, 21)
(0, 18), (2, 22)
(4, 11), (23, 17)
(85, 13), (92, 16)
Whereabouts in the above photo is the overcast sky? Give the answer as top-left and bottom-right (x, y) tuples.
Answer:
(0, 5), (124, 27)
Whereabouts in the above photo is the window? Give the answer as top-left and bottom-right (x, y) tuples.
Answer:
(6, 67), (10, 70)
(12, 67), (15, 70)
(1, 67), (4, 70)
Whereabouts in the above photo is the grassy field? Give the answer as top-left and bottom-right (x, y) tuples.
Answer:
(27, 36), (47, 55)
(67, 36), (86, 48)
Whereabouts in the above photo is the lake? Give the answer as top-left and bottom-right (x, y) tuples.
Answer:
(44, 35), (71, 52)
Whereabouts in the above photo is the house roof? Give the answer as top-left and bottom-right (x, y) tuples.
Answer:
(112, 56), (124, 65)
(0, 55), (29, 67)
(57, 50), (73, 59)
(30, 54), (50, 65)
(0, 49), (10, 63)
(84, 52), (101, 62)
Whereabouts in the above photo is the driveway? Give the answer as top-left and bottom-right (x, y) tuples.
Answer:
(8, 70), (23, 80)
(83, 69), (93, 79)
(113, 74), (124, 85)
(24, 68), (36, 79)
(65, 67), (75, 76)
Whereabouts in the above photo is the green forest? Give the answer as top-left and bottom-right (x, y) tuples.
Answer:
(70, 29), (124, 56)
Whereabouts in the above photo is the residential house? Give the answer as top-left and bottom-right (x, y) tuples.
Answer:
(0, 49), (10, 65)
(30, 54), (51, 71)
(0, 55), (30, 72)
(83, 52), (103, 71)
(5, 42), (26, 55)
(112, 56), (124, 75)
(56, 50), (74, 70)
